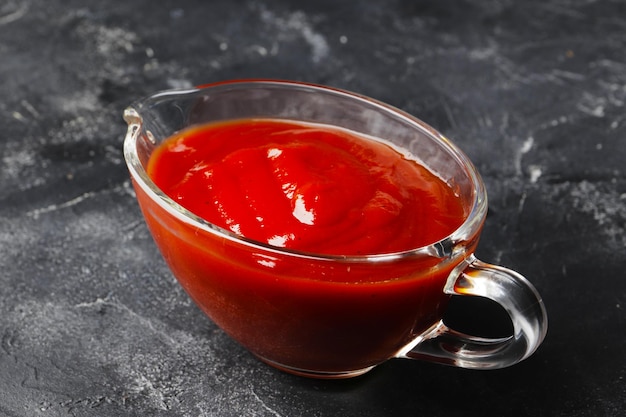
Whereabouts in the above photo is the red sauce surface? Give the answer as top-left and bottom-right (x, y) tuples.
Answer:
(137, 118), (472, 373)
(147, 119), (465, 256)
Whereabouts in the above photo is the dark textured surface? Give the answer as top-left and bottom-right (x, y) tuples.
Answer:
(1, 0), (625, 415)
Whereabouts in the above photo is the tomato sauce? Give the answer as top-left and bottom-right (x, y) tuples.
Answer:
(147, 119), (465, 256)
(138, 118), (472, 374)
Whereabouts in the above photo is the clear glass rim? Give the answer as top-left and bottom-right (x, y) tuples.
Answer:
(123, 79), (488, 263)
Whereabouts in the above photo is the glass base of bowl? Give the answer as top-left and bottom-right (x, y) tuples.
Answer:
(255, 355), (376, 379)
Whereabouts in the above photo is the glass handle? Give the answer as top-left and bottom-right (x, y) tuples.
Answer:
(402, 256), (548, 369)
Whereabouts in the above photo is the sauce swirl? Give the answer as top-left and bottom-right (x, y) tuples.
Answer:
(147, 119), (465, 255)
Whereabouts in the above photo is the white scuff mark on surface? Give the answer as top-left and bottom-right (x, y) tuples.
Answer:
(2, 148), (36, 177)
(74, 294), (182, 348)
(518, 192), (527, 216)
(0, 1), (29, 25)
(551, 69), (586, 82)
(520, 136), (534, 154)
(166, 78), (193, 89)
(249, 44), (268, 56)
(250, 388), (284, 417)
(128, 374), (170, 410)
(258, 8), (329, 63)
(26, 191), (97, 219)
(72, 19), (142, 80)
(570, 181), (626, 248)
(528, 165), (542, 183)
(579, 103), (605, 117)
(577, 92), (608, 118)
(11, 111), (26, 122)
(93, 25), (138, 55)
(289, 12), (329, 63)
(442, 100), (458, 129)
(56, 91), (100, 114)
(537, 1), (586, 19)
(20, 99), (41, 119)
(515, 136), (534, 176)
(468, 43), (497, 61)
(25, 182), (130, 219)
